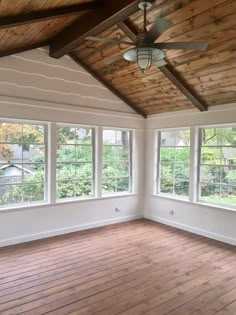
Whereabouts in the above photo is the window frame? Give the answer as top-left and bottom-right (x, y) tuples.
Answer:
(198, 125), (236, 209)
(55, 123), (96, 202)
(155, 124), (236, 211)
(102, 127), (133, 196)
(156, 127), (191, 201)
(0, 118), (48, 209)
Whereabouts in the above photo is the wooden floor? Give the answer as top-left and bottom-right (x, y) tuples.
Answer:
(0, 219), (236, 315)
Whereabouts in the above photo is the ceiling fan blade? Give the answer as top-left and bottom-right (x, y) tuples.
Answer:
(156, 42), (208, 50)
(85, 36), (134, 46)
(153, 59), (167, 67)
(147, 18), (173, 42)
(104, 54), (124, 65)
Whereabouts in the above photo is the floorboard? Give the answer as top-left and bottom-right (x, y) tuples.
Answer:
(0, 219), (235, 315)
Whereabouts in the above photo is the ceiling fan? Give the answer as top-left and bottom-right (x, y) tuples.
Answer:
(86, 0), (208, 72)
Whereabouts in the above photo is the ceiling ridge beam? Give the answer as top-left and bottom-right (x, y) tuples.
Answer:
(0, 3), (100, 30)
(118, 18), (208, 112)
(49, 0), (140, 59)
(68, 53), (147, 118)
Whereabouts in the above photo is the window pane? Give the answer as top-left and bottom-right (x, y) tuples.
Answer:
(200, 183), (220, 202)
(160, 177), (173, 194)
(57, 145), (75, 162)
(23, 163), (45, 183)
(220, 186), (236, 206)
(102, 162), (116, 178)
(103, 146), (116, 161)
(174, 180), (189, 198)
(174, 164), (189, 181)
(0, 123), (22, 143)
(75, 163), (93, 179)
(0, 144), (22, 164)
(201, 147), (222, 165)
(74, 180), (93, 197)
(22, 124), (44, 144)
(23, 144), (45, 163)
(102, 129), (131, 195)
(222, 147), (236, 166)
(116, 161), (129, 177)
(158, 129), (190, 199)
(222, 128), (236, 145)
(117, 177), (129, 192)
(160, 148), (175, 161)
(56, 126), (94, 201)
(175, 148), (190, 162)
(75, 128), (92, 144)
(160, 161), (174, 179)
(200, 165), (221, 184)
(200, 127), (236, 207)
(76, 146), (92, 162)
(0, 121), (46, 208)
(22, 183), (45, 203)
(102, 178), (116, 194)
(57, 127), (75, 144)
(57, 164), (75, 181)
(202, 128), (222, 146)
(116, 146), (129, 160)
(103, 130), (129, 145)
(57, 181), (75, 199)
(222, 167), (236, 186)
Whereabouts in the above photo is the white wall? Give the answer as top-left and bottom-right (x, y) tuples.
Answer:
(0, 47), (135, 114)
(0, 48), (145, 247)
(144, 105), (236, 246)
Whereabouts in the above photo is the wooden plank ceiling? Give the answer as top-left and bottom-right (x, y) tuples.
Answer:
(0, 0), (235, 117)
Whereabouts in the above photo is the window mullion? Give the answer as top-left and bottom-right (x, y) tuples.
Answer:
(189, 126), (199, 203)
(48, 122), (57, 204)
(96, 126), (103, 198)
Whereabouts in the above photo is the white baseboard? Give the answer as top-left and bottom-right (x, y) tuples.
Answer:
(145, 214), (236, 246)
(0, 214), (143, 247)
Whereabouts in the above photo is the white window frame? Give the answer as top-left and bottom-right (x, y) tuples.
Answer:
(0, 118), (48, 209)
(102, 128), (133, 196)
(155, 124), (236, 211)
(55, 123), (96, 202)
(156, 127), (191, 201)
(198, 124), (236, 210)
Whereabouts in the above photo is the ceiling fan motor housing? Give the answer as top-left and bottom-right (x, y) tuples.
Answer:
(138, 1), (153, 10)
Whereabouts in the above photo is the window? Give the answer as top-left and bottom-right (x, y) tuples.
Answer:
(102, 129), (132, 194)
(56, 126), (94, 201)
(199, 127), (236, 207)
(0, 121), (47, 208)
(158, 129), (190, 199)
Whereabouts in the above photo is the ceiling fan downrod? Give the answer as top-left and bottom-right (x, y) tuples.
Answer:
(138, 1), (153, 32)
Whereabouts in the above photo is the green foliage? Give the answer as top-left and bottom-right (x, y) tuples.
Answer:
(160, 147), (190, 197)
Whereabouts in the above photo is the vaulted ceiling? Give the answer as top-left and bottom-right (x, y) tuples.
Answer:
(0, 0), (235, 117)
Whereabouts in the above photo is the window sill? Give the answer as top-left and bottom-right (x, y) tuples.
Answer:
(0, 193), (137, 213)
(153, 194), (236, 213)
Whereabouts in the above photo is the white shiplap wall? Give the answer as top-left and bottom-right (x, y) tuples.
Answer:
(0, 47), (135, 114)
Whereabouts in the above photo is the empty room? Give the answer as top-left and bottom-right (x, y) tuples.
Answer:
(0, 0), (236, 314)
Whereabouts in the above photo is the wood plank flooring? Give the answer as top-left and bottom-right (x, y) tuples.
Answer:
(0, 219), (236, 315)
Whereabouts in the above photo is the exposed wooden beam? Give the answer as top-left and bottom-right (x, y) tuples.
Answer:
(0, 42), (48, 58)
(69, 53), (147, 118)
(50, 0), (140, 58)
(119, 18), (208, 112)
(0, 3), (100, 30)
(117, 20), (137, 42)
(158, 65), (208, 112)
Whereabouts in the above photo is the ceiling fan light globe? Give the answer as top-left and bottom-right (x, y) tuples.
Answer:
(137, 47), (152, 71)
